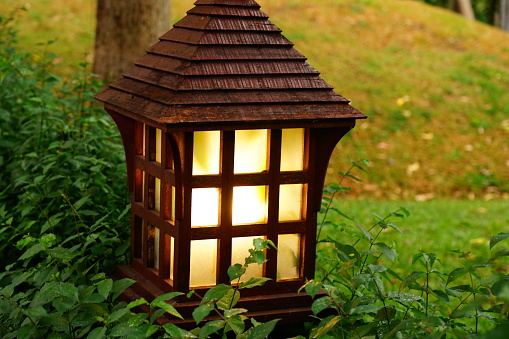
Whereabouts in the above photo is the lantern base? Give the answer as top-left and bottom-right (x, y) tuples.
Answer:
(114, 265), (320, 328)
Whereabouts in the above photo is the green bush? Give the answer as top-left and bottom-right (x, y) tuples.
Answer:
(0, 12), (130, 271)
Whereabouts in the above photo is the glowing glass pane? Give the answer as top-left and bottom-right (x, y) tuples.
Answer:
(193, 131), (220, 175)
(191, 188), (220, 227)
(232, 237), (264, 283)
(155, 178), (161, 213)
(281, 128), (304, 171)
(279, 184), (303, 221)
(169, 236), (174, 281)
(232, 186), (267, 225)
(171, 186), (176, 222)
(234, 130), (267, 173)
(156, 128), (162, 163)
(277, 234), (300, 280)
(190, 239), (217, 287)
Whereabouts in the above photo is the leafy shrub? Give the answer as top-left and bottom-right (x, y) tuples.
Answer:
(303, 160), (509, 338)
(0, 11), (130, 271)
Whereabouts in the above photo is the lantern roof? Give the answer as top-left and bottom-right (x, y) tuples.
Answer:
(95, 0), (366, 127)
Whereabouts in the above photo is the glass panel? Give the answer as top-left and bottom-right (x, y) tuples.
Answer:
(279, 184), (303, 221)
(232, 237), (264, 283)
(169, 236), (174, 281)
(191, 188), (220, 227)
(155, 178), (161, 213)
(277, 234), (300, 280)
(232, 186), (267, 225)
(190, 239), (217, 287)
(193, 131), (220, 175)
(171, 186), (176, 222)
(281, 128), (304, 171)
(156, 128), (162, 163)
(234, 129), (267, 173)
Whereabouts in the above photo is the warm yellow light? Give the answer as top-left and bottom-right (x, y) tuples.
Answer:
(232, 237), (264, 282)
(171, 186), (176, 221)
(155, 178), (161, 213)
(279, 184), (303, 221)
(191, 188), (220, 227)
(190, 239), (217, 287)
(169, 236), (174, 281)
(234, 129), (267, 173)
(232, 186), (267, 225)
(156, 128), (162, 163)
(193, 131), (220, 175)
(277, 234), (300, 280)
(281, 128), (304, 171)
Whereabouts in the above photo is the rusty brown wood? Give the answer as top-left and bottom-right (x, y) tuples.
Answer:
(135, 55), (318, 76)
(187, 6), (268, 18)
(147, 41), (306, 60)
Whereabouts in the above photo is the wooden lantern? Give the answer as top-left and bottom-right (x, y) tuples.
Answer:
(95, 0), (365, 324)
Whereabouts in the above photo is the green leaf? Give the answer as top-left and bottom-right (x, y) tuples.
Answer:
(239, 277), (271, 289)
(249, 249), (266, 265)
(228, 263), (246, 282)
(151, 299), (184, 320)
(399, 271), (424, 291)
(199, 320), (225, 339)
(311, 315), (341, 339)
(350, 304), (383, 315)
(387, 291), (423, 304)
(367, 264), (388, 274)
(334, 241), (360, 262)
(226, 314), (246, 334)
(224, 308), (248, 318)
(490, 233), (509, 249)
(447, 267), (468, 285)
(97, 279), (113, 300)
(111, 278), (135, 301)
(354, 218), (373, 241)
(163, 323), (197, 339)
(192, 302), (215, 324)
(217, 289), (240, 311)
(304, 280), (323, 299)
(58, 282), (79, 302)
(375, 305), (396, 321)
(19, 243), (45, 261)
(106, 308), (129, 324)
(374, 242), (397, 262)
(127, 298), (148, 309)
(152, 291), (183, 305)
(202, 284), (232, 303)
(311, 296), (332, 315)
(86, 327), (107, 339)
(245, 319), (280, 339)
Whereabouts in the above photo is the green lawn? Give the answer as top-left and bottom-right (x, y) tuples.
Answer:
(320, 198), (509, 274)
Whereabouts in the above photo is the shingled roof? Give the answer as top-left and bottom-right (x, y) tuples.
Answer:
(95, 0), (366, 126)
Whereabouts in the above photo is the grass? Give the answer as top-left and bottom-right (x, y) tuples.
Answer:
(320, 198), (509, 274)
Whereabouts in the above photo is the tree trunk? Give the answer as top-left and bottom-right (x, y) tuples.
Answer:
(93, 0), (171, 82)
(456, 0), (475, 20)
(501, 0), (509, 31)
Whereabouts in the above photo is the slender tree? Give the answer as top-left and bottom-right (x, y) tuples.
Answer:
(500, 0), (509, 31)
(93, 0), (171, 82)
(456, 0), (476, 20)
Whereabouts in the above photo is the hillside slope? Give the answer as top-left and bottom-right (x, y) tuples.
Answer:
(2, 0), (508, 199)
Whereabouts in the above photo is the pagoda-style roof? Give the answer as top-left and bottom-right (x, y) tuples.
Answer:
(95, 0), (366, 126)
